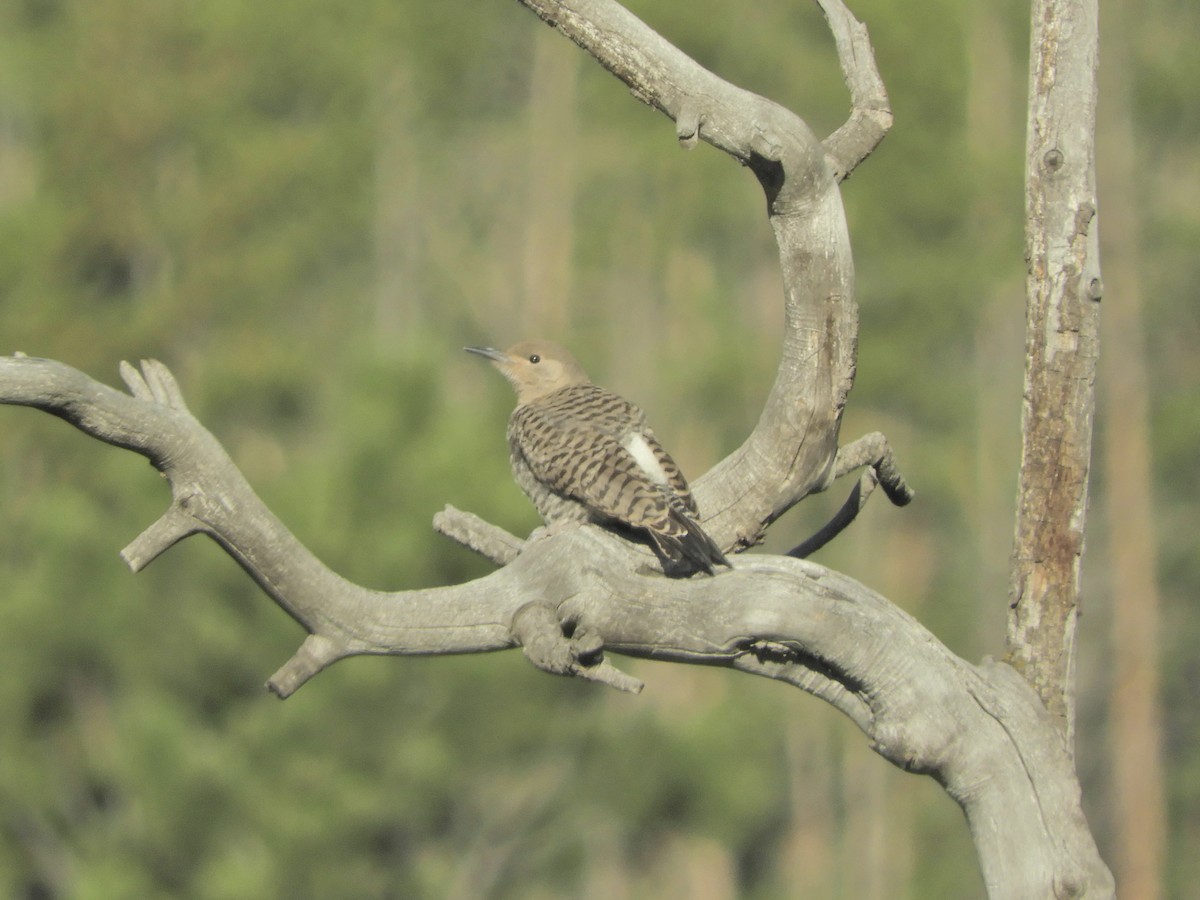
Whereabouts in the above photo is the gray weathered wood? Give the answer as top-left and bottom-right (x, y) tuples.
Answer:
(0, 1), (1115, 895)
(0, 352), (1110, 894)
(1007, 0), (1103, 745)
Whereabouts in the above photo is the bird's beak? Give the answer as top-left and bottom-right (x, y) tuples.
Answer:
(464, 346), (508, 364)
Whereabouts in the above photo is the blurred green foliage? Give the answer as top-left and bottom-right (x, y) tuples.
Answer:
(0, 0), (1195, 897)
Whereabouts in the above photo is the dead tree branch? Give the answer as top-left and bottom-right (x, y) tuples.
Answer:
(433, 505), (524, 566)
(516, 0), (892, 553)
(0, 356), (931, 720)
(817, 0), (893, 181)
(787, 430), (916, 556)
(0, 0), (1115, 894)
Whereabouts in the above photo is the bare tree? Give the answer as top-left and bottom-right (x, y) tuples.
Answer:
(0, 0), (1115, 895)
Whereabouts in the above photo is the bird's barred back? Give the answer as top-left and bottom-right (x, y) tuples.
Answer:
(470, 340), (728, 572)
(508, 386), (696, 536)
(520, 385), (696, 506)
(529, 384), (643, 433)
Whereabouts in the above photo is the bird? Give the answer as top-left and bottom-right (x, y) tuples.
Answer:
(466, 340), (730, 575)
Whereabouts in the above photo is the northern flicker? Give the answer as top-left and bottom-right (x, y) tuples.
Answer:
(466, 341), (729, 575)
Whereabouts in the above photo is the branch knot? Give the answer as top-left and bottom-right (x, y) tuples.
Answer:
(510, 601), (643, 693)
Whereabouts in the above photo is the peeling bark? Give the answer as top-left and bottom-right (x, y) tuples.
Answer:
(1007, 0), (1103, 746)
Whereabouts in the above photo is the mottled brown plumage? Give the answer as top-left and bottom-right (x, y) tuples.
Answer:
(466, 341), (729, 575)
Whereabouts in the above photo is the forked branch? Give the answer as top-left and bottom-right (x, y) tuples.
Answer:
(0, 355), (905, 712)
(0, 0), (1114, 894)
(0, 352), (1108, 894)
(817, 0), (893, 181)
(516, 0), (896, 552)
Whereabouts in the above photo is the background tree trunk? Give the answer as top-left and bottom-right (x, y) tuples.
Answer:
(0, 1), (1125, 895)
(1098, 5), (1168, 894)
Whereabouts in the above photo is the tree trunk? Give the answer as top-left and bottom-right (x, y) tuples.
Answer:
(0, 1), (1119, 895)
(1007, 0), (1103, 747)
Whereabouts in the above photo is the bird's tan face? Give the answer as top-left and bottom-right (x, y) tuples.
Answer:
(465, 340), (590, 404)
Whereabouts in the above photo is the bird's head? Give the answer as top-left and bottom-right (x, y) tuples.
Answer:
(465, 340), (591, 404)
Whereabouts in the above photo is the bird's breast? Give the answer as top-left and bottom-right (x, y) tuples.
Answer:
(508, 435), (592, 525)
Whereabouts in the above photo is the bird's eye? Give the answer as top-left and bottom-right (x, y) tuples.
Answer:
(528, 354), (541, 364)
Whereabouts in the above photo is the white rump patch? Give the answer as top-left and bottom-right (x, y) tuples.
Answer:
(622, 433), (671, 486)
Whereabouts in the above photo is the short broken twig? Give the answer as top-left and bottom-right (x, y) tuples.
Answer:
(434, 505), (525, 566)
(833, 431), (914, 506)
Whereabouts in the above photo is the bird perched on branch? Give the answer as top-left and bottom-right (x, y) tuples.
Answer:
(466, 341), (729, 575)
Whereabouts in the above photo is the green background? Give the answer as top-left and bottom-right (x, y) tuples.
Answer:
(0, 0), (1195, 896)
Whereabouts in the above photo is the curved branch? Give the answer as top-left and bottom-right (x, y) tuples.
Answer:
(0, 356), (518, 697)
(0, 2), (1111, 894)
(0, 354), (1110, 892)
(817, 0), (893, 181)
(517, 0), (867, 552)
(833, 430), (915, 506)
(786, 432), (915, 557)
(0, 359), (970, 729)
(786, 469), (878, 559)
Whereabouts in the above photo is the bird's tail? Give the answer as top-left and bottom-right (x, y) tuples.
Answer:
(654, 506), (730, 576)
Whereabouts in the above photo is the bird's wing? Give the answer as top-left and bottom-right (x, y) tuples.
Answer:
(510, 402), (662, 521)
(633, 425), (699, 516)
(541, 385), (699, 513)
(510, 401), (727, 573)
